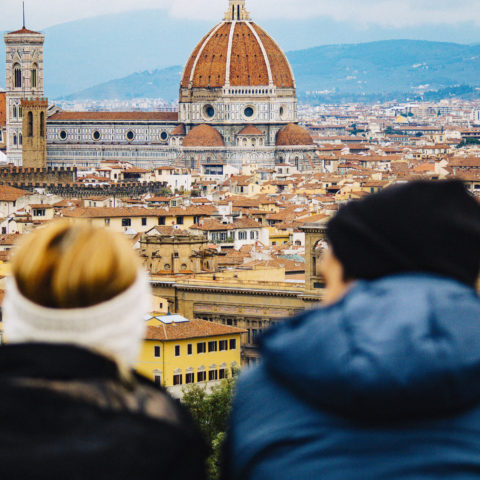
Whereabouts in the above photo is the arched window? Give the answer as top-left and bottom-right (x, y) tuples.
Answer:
(232, 5), (235, 19)
(13, 134), (17, 146)
(12, 105), (17, 118)
(237, 5), (240, 19)
(19, 133), (22, 145)
(40, 112), (45, 137)
(27, 112), (33, 137)
(32, 64), (38, 88)
(19, 106), (22, 118)
(13, 64), (21, 88)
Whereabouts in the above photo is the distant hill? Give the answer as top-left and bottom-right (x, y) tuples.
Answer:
(62, 66), (183, 102)
(288, 40), (480, 102)
(61, 40), (480, 103)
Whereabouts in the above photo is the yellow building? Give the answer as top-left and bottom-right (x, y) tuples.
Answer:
(136, 314), (244, 390)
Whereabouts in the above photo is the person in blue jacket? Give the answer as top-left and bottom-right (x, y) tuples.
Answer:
(226, 180), (480, 480)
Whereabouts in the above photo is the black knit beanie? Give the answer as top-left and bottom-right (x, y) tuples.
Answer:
(327, 180), (480, 287)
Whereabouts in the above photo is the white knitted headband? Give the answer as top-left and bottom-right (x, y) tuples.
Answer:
(3, 270), (151, 368)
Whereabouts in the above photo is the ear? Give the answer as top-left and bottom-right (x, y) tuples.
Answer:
(319, 248), (353, 305)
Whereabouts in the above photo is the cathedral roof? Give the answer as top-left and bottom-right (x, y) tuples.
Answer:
(7, 27), (41, 35)
(183, 124), (225, 147)
(276, 123), (315, 147)
(238, 125), (264, 136)
(48, 111), (179, 122)
(181, 20), (294, 90)
(171, 124), (186, 136)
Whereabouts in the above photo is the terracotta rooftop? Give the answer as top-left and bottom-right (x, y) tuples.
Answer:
(7, 27), (41, 35)
(276, 123), (314, 147)
(171, 123), (186, 136)
(181, 21), (294, 89)
(183, 124), (225, 147)
(48, 111), (179, 122)
(0, 233), (20, 245)
(238, 125), (264, 136)
(145, 318), (245, 341)
(0, 185), (28, 202)
(62, 206), (216, 219)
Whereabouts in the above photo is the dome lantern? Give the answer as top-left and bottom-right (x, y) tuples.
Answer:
(224, 0), (251, 21)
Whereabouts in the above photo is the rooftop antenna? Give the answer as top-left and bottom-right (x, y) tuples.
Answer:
(22, 1), (25, 28)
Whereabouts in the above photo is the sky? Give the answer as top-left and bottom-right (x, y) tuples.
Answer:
(2, 0), (480, 31)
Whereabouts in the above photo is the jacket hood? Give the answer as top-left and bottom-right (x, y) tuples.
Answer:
(261, 274), (480, 421)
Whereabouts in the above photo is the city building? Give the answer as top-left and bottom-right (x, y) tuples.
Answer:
(136, 314), (244, 395)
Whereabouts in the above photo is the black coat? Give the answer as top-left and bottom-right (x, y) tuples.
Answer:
(0, 343), (208, 480)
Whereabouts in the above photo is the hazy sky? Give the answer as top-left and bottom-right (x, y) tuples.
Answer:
(2, 0), (480, 31)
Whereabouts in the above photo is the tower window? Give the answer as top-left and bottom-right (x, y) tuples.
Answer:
(12, 106), (17, 118)
(32, 65), (38, 88)
(13, 64), (21, 89)
(40, 112), (45, 138)
(27, 112), (33, 137)
(13, 134), (17, 146)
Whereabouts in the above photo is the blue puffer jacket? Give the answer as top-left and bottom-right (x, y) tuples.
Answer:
(227, 274), (480, 479)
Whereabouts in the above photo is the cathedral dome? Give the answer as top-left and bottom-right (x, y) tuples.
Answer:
(276, 123), (314, 147)
(183, 124), (225, 147)
(181, 2), (294, 90)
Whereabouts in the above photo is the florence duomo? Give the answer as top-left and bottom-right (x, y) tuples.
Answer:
(3, 0), (316, 171)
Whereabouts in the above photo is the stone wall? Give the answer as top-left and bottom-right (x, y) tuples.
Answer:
(0, 166), (76, 184)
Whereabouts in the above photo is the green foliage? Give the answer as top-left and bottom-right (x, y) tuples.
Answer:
(457, 138), (480, 148)
(182, 375), (237, 480)
(157, 187), (172, 196)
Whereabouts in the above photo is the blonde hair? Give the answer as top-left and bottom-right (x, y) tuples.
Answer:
(11, 221), (139, 309)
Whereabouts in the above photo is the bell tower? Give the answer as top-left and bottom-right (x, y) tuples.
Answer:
(224, 0), (251, 21)
(21, 97), (47, 168)
(4, 9), (45, 166)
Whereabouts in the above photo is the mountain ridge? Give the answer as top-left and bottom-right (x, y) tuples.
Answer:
(61, 39), (480, 103)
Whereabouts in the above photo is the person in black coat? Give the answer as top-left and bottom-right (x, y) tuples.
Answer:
(1, 221), (207, 479)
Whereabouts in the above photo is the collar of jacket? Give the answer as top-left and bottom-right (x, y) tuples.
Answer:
(0, 344), (122, 382)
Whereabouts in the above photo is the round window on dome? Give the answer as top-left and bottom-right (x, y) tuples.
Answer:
(204, 105), (215, 119)
(59, 130), (67, 140)
(160, 131), (168, 141)
(92, 130), (101, 141)
(126, 130), (135, 141)
(244, 107), (254, 118)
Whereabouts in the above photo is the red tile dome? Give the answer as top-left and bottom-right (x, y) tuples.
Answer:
(183, 124), (225, 147)
(276, 124), (314, 147)
(181, 20), (294, 90)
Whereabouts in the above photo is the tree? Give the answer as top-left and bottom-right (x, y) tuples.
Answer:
(182, 375), (237, 480)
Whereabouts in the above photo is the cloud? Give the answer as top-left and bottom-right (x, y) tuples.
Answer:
(1, 0), (480, 31)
